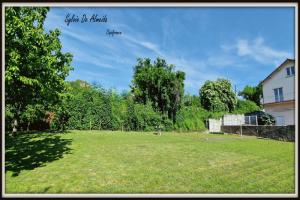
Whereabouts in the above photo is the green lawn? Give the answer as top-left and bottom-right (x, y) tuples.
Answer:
(5, 130), (295, 194)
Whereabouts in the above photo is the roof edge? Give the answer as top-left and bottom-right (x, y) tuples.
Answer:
(260, 58), (295, 85)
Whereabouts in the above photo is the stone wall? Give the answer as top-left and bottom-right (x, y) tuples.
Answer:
(221, 125), (295, 142)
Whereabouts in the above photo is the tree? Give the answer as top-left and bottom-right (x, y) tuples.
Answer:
(5, 7), (73, 133)
(183, 94), (201, 107)
(234, 99), (261, 114)
(238, 84), (262, 107)
(131, 58), (185, 122)
(199, 79), (237, 112)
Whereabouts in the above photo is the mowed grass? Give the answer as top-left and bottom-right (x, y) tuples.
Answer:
(5, 130), (295, 193)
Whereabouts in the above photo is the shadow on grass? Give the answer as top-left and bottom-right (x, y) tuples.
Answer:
(5, 132), (73, 177)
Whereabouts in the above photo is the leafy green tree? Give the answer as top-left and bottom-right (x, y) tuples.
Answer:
(238, 84), (262, 107)
(183, 94), (201, 107)
(5, 7), (73, 133)
(199, 79), (237, 112)
(20, 104), (46, 131)
(108, 90), (128, 131)
(54, 80), (116, 131)
(174, 106), (208, 132)
(131, 58), (185, 122)
(124, 99), (172, 132)
(233, 99), (261, 114)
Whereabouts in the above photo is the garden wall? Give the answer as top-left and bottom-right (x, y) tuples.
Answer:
(221, 125), (295, 142)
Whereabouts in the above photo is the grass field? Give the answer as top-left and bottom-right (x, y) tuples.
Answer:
(5, 130), (295, 194)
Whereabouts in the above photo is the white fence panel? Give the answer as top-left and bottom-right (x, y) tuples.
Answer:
(208, 118), (222, 132)
(223, 114), (245, 125)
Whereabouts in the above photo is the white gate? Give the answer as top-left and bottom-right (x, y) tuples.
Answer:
(208, 118), (222, 132)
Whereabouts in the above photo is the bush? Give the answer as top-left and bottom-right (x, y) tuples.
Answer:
(124, 101), (170, 131)
(245, 111), (275, 125)
(174, 106), (208, 132)
(135, 103), (162, 131)
(233, 99), (261, 114)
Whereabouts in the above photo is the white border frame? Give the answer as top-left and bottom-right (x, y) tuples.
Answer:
(1, 2), (298, 198)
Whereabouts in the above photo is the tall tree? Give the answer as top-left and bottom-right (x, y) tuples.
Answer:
(131, 58), (185, 122)
(199, 79), (237, 112)
(5, 7), (73, 133)
(238, 84), (262, 107)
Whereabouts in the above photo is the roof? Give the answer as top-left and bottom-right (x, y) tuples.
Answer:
(260, 58), (295, 85)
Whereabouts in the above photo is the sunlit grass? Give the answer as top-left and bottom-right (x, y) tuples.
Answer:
(5, 130), (295, 193)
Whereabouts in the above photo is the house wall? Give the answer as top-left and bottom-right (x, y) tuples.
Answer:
(264, 101), (295, 125)
(262, 61), (295, 104)
(262, 60), (295, 126)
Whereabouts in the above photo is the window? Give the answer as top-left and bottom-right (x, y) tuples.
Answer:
(274, 87), (284, 102)
(286, 67), (290, 76)
(291, 66), (295, 75)
(286, 66), (295, 76)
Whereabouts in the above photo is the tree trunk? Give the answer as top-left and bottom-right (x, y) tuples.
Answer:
(27, 121), (30, 131)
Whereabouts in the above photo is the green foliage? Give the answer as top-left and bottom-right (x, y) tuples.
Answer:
(124, 98), (172, 132)
(53, 81), (173, 132)
(5, 105), (15, 131)
(183, 94), (201, 107)
(5, 7), (73, 131)
(233, 99), (261, 114)
(131, 58), (185, 122)
(174, 106), (208, 132)
(207, 111), (228, 119)
(132, 103), (162, 131)
(109, 90), (128, 130)
(50, 96), (71, 131)
(54, 80), (113, 130)
(199, 79), (237, 112)
(20, 104), (47, 131)
(260, 114), (276, 125)
(238, 84), (262, 107)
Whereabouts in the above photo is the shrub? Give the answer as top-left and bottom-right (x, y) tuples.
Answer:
(245, 111), (275, 125)
(124, 101), (167, 131)
(174, 106), (208, 132)
(233, 99), (261, 114)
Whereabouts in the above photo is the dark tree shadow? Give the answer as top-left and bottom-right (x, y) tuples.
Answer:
(5, 132), (73, 177)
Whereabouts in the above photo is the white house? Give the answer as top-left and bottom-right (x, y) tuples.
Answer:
(260, 59), (295, 125)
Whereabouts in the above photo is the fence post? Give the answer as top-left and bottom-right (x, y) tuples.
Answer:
(240, 117), (243, 137)
(240, 125), (243, 136)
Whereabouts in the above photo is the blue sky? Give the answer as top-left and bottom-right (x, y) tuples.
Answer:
(44, 6), (295, 95)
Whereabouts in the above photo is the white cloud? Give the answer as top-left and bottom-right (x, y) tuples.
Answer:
(121, 34), (162, 56)
(234, 37), (292, 65)
(64, 46), (115, 69)
(237, 39), (252, 56)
